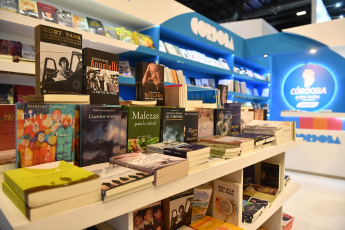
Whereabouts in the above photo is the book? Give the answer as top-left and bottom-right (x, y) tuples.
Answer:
(114, 27), (136, 44)
(124, 106), (161, 152)
(212, 179), (241, 226)
(80, 105), (121, 166)
(120, 111), (128, 155)
(184, 111), (198, 142)
(233, 133), (267, 146)
(35, 24), (83, 94)
(0, 105), (15, 159)
(282, 212), (295, 230)
(148, 141), (210, 158)
(260, 162), (282, 190)
(110, 151), (188, 186)
(243, 184), (278, 203)
(87, 17), (105, 35)
(199, 136), (254, 151)
(21, 44), (35, 60)
(218, 84), (228, 106)
(118, 60), (131, 76)
(242, 202), (265, 223)
(74, 105), (81, 166)
(135, 62), (165, 106)
(196, 108), (214, 138)
(37, 2), (57, 24)
(82, 162), (153, 201)
(103, 24), (118, 39)
(0, 83), (14, 104)
(18, 0), (38, 18)
(132, 31), (155, 49)
(243, 164), (255, 189)
(119, 100), (157, 106)
(214, 109), (232, 136)
(192, 184), (212, 219)
(23, 94), (89, 104)
(13, 84), (35, 103)
(163, 188), (194, 230)
(0, 39), (22, 58)
(16, 103), (76, 168)
(189, 216), (244, 230)
(133, 201), (163, 230)
(56, 9), (74, 27)
(73, 15), (89, 32)
(224, 103), (241, 135)
(82, 47), (119, 105)
(0, 0), (18, 13)
(161, 107), (185, 142)
(3, 160), (101, 208)
(159, 40), (167, 52)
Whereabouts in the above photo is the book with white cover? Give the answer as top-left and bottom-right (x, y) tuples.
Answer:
(159, 40), (167, 52)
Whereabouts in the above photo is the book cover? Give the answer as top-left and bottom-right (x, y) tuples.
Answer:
(132, 31), (155, 49)
(21, 44), (35, 60)
(218, 84), (228, 107)
(16, 103), (75, 168)
(80, 105), (121, 166)
(73, 105), (80, 166)
(260, 162), (281, 189)
(18, 0), (38, 18)
(282, 212), (295, 229)
(196, 108), (214, 138)
(37, 2), (57, 24)
(3, 160), (100, 208)
(118, 60), (131, 76)
(73, 15), (89, 32)
(0, 39), (22, 57)
(56, 9), (74, 28)
(243, 164), (255, 189)
(87, 17), (105, 35)
(161, 107), (184, 142)
(35, 24), (83, 94)
(124, 106), (161, 152)
(224, 103), (241, 135)
(0, 105), (15, 163)
(214, 109), (232, 136)
(242, 203), (265, 223)
(190, 216), (244, 230)
(114, 27), (136, 44)
(163, 188), (194, 230)
(133, 201), (163, 230)
(184, 111), (198, 142)
(135, 62), (165, 106)
(192, 184), (212, 218)
(0, 83), (14, 104)
(147, 142), (210, 158)
(14, 85), (35, 103)
(103, 24), (117, 39)
(212, 179), (241, 226)
(120, 111), (127, 155)
(82, 47), (119, 105)
(0, 0), (18, 13)
(159, 40), (167, 52)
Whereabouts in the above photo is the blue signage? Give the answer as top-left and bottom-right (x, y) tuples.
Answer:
(283, 64), (336, 111)
(297, 133), (341, 144)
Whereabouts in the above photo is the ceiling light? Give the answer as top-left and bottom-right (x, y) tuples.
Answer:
(263, 54), (268, 57)
(336, 3), (341, 7)
(310, 49), (317, 54)
(340, 15), (344, 18)
(296, 11), (306, 16)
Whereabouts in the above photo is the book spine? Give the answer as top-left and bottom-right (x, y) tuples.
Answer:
(163, 149), (187, 158)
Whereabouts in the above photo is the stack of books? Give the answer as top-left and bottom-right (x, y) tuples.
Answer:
(189, 216), (244, 230)
(242, 194), (267, 223)
(2, 161), (101, 221)
(282, 212), (295, 230)
(233, 133), (276, 149)
(197, 142), (240, 159)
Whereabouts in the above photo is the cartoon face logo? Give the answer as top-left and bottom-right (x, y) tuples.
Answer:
(302, 69), (315, 88)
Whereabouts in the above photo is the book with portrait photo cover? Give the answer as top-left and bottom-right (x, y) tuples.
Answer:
(35, 25), (83, 95)
(56, 9), (74, 28)
(86, 17), (105, 36)
(37, 2), (57, 24)
(132, 201), (163, 230)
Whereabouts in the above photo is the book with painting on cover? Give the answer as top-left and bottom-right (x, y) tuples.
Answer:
(0, 0), (18, 13)
(16, 103), (75, 168)
(80, 105), (121, 167)
(184, 111), (198, 142)
(0, 105), (15, 163)
(0, 83), (14, 104)
(73, 15), (89, 32)
(133, 201), (163, 230)
(19, 0), (38, 18)
(192, 184), (213, 219)
(196, 108), (214, 138)
(86, 17), (105, 36)
(224, 103), (241, 135)
(161, 107), (185, 142)
(189, 216), (244, 230)
(37, 2), (58, 24)
(82, 47), (119, 105)
(3, 160), (101, 208)
(56, 8), (74, 28)
(103, 24), (118, 39)
(35, 24), (83, 95)
(214, 109), (232, 136)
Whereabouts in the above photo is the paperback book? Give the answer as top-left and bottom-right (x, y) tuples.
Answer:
(214, 109), (232, 136)
(147, 141), (210, 158)
(196, 108), (214, 138)
(73, 15), (89, 32)
(103, 24), (118, 39)
(161, 107), (184, 142)
(0, 0), (18, 13)
(35, 24), (83, 94)
(19, 0), (38, 18)
(87, 17), (105, 35)
(133, 201), (163, 230)
(224, 103), (241, 135)
(192, 184), (213, 219)
(184, 111), (198, 142)
(56, 9), (74, 27)
(37, 2), (57, 24)
(0, 105), (15, 164)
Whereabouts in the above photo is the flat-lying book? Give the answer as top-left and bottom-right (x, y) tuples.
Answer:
(147, 141), (210, 158)
(199, 135), (254, 152)
(24, 94), (90, 104)
(119, 100), (157, 106)
(190, 216), (244, 230)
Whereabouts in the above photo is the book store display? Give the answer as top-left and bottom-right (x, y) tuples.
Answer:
(0, 1), (301, 230)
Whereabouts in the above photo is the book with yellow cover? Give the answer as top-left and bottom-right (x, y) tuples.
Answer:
(189, 216), (243, 230)
(132, 31), (155, 49)
(114, 27), (136, 44)
(3, 161), (101, 208)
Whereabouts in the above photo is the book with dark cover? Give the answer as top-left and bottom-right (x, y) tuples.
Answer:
(242, 203), (265, 223)
(233, 133), (268, 146)
(224, 103), (241, 135)
(163, 188), (194, 230)
(133, 201), (163, 230)
(16, 103), (75, 168)
(184, 111), (198, 142)
(18, 0), (38, 18)
(0, 83), (14, 104)
(214, 109), (232, 136)
(163, 143), (210, 159)
(120, 111), (128, 155)
(56, 8), (74, 28)
(86, 17), (105, 36)
(196, 108), (214, 138)
(260, 162), (281, 189)
(14, 85), (35, 103)
(0, 0), (18, 13)
(0, 39), (22, 57)
(118, 60), (131, 76)
(135, 62), (165, 106)
(161, 107), (184, 142)
(0, 105), (15, 164)
(80, 105), (121, 166)
(248, 197), (269, 209)
(123, 106), (161, 153)
(218, 84), (228, 107)
(37, 2), (57, 24)
(74, 105), (81, 166)
(35, 25), (83, 95)
(82, 47), (119, 105)
(243, 164), (255, 189)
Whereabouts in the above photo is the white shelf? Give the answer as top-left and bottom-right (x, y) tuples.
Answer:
(0, 62), (34, 76)
(281, 111), (345, 118)
(0, 140), (303, 230)
(241, 182), (300, 230)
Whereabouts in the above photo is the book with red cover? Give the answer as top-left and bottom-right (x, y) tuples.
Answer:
(0, 105), (16, 164)
(14, 85), (35, 103)
(37, 2), (57, 24)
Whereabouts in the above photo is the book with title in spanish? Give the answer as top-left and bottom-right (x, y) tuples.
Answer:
(161, 107), (185, 142)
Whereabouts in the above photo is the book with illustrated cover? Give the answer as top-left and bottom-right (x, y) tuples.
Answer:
(192, 184), (212, 219)
(82, 47), (119, 105)
(0, 83), (14, 104)
(118, 60), (131, 76)
(120, 111), (127, 155)
(214, 109), (232, 136)
(132, 31), (155, 49)
(14, 85), (35, 103)
(224, 103), (241, 135)
(86, 17), (104, 36)
(0, 105), (15, 164)
(56, 9), (74, 27)
(123, 106), (161, 153)
(163, 188), (194, 230)
(218, 85), (228, 107)
(0, 0), (18, 13)
(80, 105), (121, 167)
(161, 107), (184, 142)
(21, 44), (35, 60)
(190, 216), (244, 230)
(35, 24), (83, 94)
(114, 27), (136, 44)
(242, 202), (265, 223)
(136, 62), (165, 106)
(133, 201), (163, 230)
(16, 103), (75, 168)
(103, 24), (118, 39)
(0, 39), (22, 57)
(19, 0), (38, 18)
(37, 2), (57, 24)
(184, 111), (198, 142)
(73, 15), (89, 32)
(196, 108), (214, 138)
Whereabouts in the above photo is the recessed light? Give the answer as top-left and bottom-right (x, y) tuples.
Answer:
(296, 11), (306, 16)
(340, 15), (344, 18)
(336, 3), (341, 7)
(310, 49), (317, 54)
(263, 54), (268, 57)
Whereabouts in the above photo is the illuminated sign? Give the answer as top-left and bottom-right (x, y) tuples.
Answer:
(283, 64), (336, 111)
(297, 133), (341, 144)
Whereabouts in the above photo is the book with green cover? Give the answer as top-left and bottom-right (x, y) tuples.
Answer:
(3, 161), (101, 208)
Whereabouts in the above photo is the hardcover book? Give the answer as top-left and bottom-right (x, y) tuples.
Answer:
(218, 84), (228, 107)
(73, 15), (89, 32)
(16, 103), (75, 167)
(82, 47), (119, 105)
(0, 105), (15, 162)
(0, 0), (18, 13)
(120, 111), (128, 155)
(192, 184), (213, 218)
(35, 24), (83, 94)
(19, 0), (38, 18)
(135, 62), (165, 106)
(214, 109), (232, 136)
(80, 105), (121, 166)
(124, 106), (161, 152)
(0, 83), (14, 104)
(184, 111), (198, 142)
(161, 107), (184, 142)
(133, 201), (163, 230)
(86, 17), (105, 36)
(56, 9), (74, 28)
(163, 188), (194, 230)
(196, 108), (214, 138)
(190, 216), (244, 230)
(224, 103), (241, 135)
(37, 2), (57, 24)
(14, 85), (35, 103)
(103, 24), (117, 39)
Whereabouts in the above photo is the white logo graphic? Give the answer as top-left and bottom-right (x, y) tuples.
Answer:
(302, 69), (315, 88)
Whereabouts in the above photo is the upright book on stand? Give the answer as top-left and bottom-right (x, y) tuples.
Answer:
(184, 111), (198, 142)
(161, 107), (185, 142)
